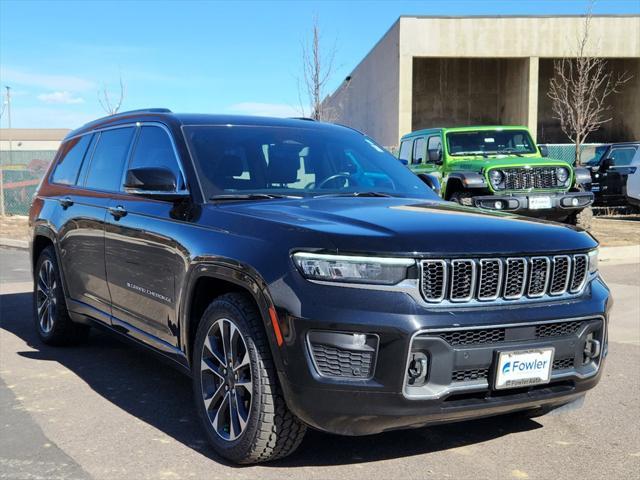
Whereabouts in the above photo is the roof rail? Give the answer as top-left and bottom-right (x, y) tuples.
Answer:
(289, 117), (317, 122)
(113, 108), (172, 116)
(66, 108), (174, 140)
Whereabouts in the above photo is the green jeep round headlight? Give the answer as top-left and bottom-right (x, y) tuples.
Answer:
(489, 170), (505, 189)
(556, 167), (570, 185)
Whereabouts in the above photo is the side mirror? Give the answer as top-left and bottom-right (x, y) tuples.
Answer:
(538, 145), (549, 157)
(124, 167), (188, 199)
(418, 173), (441, 196)
(428, 148), (443, 165)
(600, 157), (613, 172)
(399, 158), (409, 166)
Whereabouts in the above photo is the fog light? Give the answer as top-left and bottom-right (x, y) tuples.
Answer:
(407, 352), (429, 386)
(352, 333), (367, 348)
(494, 201), (503, 209)
(571, 198), (579, 206)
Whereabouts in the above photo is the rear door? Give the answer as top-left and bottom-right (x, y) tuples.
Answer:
(104, 124), (190, 348)
(55, 126), (135, 323)
(603, 145), (638, 204)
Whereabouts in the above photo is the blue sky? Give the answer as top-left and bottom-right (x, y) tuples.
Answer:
(1, 0), (638, 128)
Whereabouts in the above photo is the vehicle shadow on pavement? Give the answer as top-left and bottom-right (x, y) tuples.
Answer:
(1, 291), (542, 468)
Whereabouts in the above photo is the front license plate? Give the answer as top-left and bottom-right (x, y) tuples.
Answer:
(529, 196), (552, 209)
(494, 348), (554, 390)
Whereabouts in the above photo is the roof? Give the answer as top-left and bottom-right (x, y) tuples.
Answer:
(65, 109), (347, 140)
(0, 128), (71, 141)
(401, 125), (531, 139)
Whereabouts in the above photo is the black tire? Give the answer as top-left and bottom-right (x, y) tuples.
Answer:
(449, 191), (474, 207)
(567, 206), (593, 230)
(192, 293), (306, 464)
(33, 246), (90, 345)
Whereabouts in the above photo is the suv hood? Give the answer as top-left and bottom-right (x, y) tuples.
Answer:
(451, 155), (570, 172)
(215, 197), (596, 256)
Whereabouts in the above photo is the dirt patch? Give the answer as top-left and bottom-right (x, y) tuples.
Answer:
(589, 217), (640, 247)
(0, 215), (29, 241)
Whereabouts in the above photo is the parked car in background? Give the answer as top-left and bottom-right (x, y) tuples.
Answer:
(624, 147), (640, 209)
(584, 141), (640, 207)
(30, 110), (609, 464)
(398, 126), (594, 228)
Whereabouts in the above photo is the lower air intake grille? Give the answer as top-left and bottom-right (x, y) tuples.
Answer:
(552, 357), (575, 370)
(310, 343), (373, 379)
(436, 328), (506, 346)
(452, 368), (489, 382)
(536, 320), (584, 338)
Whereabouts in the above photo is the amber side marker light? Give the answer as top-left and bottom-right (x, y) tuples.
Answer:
(269, 306), (284, 346)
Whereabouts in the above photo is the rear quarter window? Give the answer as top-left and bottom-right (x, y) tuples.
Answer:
(51, 135), (93, 185)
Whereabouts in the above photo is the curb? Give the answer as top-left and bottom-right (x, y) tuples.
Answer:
(0, 238), (28, 250)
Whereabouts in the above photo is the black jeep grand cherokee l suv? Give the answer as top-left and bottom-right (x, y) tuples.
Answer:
(30, 109), (610, 464)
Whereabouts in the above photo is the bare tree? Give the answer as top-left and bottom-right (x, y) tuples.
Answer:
(98, 76), (126, 115)
(547, 7), (631, 165)
(298, 16), (336, 121)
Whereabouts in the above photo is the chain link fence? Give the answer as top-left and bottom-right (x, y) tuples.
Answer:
(540, 143), (606, 165)
(1, 150), (56, 216)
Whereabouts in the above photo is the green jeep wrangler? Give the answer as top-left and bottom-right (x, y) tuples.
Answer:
(398, 126), (594, 228)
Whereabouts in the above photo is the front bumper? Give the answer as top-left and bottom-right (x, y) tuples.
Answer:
(275, 277), (610, 436)
(472, 191), (594, 218)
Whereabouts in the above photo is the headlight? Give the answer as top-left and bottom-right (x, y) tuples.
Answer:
(556, 167), (570, 185)
(489, 170), (505, 189)
(293, 252), (414, 285)
(588, 249), (599, 274)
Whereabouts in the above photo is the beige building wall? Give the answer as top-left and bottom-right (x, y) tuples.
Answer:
(0, 129), (69, 151)
(323, 15), (640, 147)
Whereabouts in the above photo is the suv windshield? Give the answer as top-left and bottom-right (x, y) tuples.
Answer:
(184, 125), (437, 200)
(446, 130), (537, 157)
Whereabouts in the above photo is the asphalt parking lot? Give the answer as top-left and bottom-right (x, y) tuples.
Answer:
(1, 247), (639, 480)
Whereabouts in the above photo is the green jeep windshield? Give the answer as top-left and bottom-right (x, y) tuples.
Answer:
(446, 130), (537, 157)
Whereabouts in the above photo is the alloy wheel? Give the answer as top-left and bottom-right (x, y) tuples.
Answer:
(36, 259), (57, 334)
(200, 318), (253, 441)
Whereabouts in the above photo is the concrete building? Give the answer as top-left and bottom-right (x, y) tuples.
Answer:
(0, 128), (69, 152)
(323, 15), (640, 148)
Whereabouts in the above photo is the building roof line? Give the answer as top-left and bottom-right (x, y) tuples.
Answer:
(398, 14), (640, 19)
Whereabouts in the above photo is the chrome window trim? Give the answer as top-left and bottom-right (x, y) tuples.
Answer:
(550, 255), (572, 295)
(419, 259), (448, 303)
(504, 257), (528, 300)
(477, 258), (503, 301)
(449, 259), (476, 303)
(402, 315), (605, 400)
(527, 256), (551, 298)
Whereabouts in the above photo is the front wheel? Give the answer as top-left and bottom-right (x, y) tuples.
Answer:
(449, 191), (474, 206)
(192, 293), (306, 464)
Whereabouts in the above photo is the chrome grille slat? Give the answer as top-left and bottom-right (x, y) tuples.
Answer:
(419, 254), (590, 304)
(502, 167), (559, 190)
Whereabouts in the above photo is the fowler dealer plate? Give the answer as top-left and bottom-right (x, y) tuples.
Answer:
(529, 196), (552, 210)
(494, 348), (554, 390)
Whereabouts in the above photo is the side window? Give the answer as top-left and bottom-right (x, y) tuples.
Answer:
(398, 140), (412, 163)
(51, 135), (93, 185)
(412, 137), (426, 165)
(609, 147), (637, 167)
(427, 135), (442, 163)
(84, 127), (135, 192)
(128, 126), (184, 189)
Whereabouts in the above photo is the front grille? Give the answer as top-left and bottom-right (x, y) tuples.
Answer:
(552, 357), (575, 370)
(501, 167), (559, 190)
(431, 319), (593, 347)
(452, 368), (489, 382)
(310, 343), (373, 379)
(420, 254), (589, 304)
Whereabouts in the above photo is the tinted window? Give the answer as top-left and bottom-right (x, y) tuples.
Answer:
(609, 147), (638, 167)
(84, 127), (135, 191)
(446, 130), (536, 156)
(184, 125), (437, 200)
(128, 126), (183, 188)
(427, 136), (442, 163)
(412, 137), (425, 164)
(51, 135), (92, 185)
(398, 140), (412, 162)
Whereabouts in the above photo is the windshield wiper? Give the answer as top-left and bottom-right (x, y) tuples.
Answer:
(314, 191), (395, 198)
(209, 193), (299, 202)
(452, 151), (488, 158)
(496, 149), (524, 157)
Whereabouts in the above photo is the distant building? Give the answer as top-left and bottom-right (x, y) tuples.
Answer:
(0, 128), (69, 152)
(322, 15), (640, 147)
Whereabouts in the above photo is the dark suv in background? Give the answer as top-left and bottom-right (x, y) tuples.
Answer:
(584, 141), (639, 207)
(30, 109), (610, 464)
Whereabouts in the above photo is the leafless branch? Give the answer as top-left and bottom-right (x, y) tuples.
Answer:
(98, 76), (126, 115)
(298, 15), (337, 121)
(547, 1), (632, 164)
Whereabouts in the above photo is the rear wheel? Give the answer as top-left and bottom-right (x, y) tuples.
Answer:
(192, 293), (306, 464)
(33, 246), (90, 345)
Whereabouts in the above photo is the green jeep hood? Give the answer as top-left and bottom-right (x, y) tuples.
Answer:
(450, 155), (571, 172)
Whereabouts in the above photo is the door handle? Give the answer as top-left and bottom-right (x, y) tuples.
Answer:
(108, 205), (128, 220)
(58, 197), (74, 209)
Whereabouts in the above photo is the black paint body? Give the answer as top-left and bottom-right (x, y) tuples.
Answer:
(30, 111), (611, 436)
